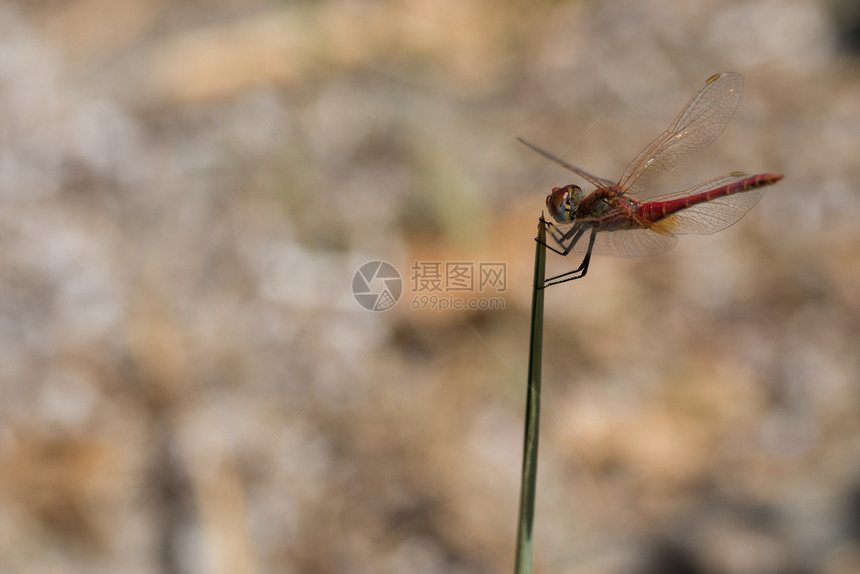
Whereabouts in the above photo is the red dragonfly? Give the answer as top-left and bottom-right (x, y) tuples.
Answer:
(519, 72), (783, 287)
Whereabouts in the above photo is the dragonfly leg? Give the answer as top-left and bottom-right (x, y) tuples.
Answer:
(536, 236), (568, 256)
(535, 220), (579, 256)
(541, 229), (597, 288)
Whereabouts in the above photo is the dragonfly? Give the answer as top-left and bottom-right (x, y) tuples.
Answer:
(519, 72), (783, 287)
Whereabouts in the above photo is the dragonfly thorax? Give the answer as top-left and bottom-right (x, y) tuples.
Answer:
(546, 185), (584, 223)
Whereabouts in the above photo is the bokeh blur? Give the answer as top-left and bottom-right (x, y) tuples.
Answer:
(1, 0), (859, 572)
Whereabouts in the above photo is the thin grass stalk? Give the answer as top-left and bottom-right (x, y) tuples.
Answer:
(514, 216), (546, 574)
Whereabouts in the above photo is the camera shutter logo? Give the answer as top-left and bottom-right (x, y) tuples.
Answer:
(352, 261), (402, 311)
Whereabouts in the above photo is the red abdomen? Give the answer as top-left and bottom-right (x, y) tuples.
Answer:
(636, 173), (783, 222)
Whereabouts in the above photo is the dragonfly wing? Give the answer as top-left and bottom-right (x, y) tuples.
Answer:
(643, 172), (752, 202)
(549, 214), (678, 258)
(645, 172), (776, 235)
(584, 226), (678, 257)
(651, 186), (768, 236)
(517, 137), (616, 189)
(618, 72), (744, 195)
(553, 224), (676, 258)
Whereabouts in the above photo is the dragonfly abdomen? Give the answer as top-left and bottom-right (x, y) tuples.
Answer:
(636, 173), (783, 222)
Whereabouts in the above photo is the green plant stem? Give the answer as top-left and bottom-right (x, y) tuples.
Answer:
(514, 216), (546, 574)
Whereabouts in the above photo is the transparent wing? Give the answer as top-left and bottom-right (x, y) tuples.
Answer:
(618, 72), (744, 195)
(549, 219), (678, 258)
(645, 172), (752, 202)
(517, 137), (616, 189)
(649, 173), (768, 235)
(585, 227), (678, 257)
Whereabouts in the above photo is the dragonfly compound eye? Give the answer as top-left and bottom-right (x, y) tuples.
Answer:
(547, 187), (572, 222)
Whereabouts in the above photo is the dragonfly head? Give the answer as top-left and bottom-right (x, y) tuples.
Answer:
(546, 185), (584, 223)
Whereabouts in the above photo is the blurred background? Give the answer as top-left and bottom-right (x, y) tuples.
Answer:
(1, 0), (859, 572)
